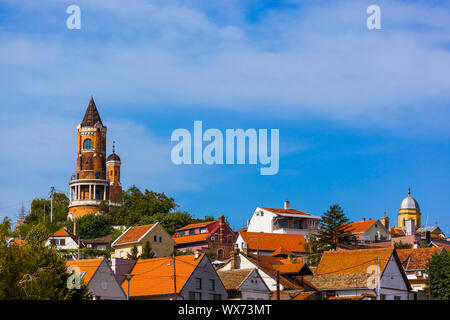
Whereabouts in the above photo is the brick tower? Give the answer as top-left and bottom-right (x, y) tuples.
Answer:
(68, 98), (122, 221)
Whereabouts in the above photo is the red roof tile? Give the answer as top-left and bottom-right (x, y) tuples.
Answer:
(261, 207), (311, 216)
(113, 224), (155, 246)
(240, 232), (307, 253)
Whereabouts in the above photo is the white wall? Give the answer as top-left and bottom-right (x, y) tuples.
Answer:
(247, 208), (276, 233)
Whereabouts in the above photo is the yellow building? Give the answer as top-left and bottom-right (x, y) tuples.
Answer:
(111, 223), (176, 259)
(397, 188), (421, 229)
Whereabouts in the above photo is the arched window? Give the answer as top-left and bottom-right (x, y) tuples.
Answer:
(83, 139), (93, 150)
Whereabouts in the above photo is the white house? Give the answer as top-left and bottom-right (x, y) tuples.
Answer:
(45, 227), (84, 250)
(246, 200), (320, 236)
(217, 268), (271, 300)
(310, 248), (411, 300)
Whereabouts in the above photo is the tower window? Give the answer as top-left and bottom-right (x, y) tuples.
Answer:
(83, 139), (93, 150)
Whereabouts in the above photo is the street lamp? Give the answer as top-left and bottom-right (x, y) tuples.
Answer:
(123, 273), (134, 300)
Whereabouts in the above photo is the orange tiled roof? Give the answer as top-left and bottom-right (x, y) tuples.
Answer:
(66, 258), (104, 285)
(5, 236), (25, 246)
(113, 224), (155, 246)
(240, 232), (307, 253)
(273, 263), (307, 274)
(348, 219), (378, 234)
(390, 227), (406, 236)
(122, 254), (204, 297)
(53, 227), (71, 237)
(270, 246), (294, 257)
(173, 232), (212, 244)
(177, 221), (216, 231)
(397, 247), (443, 270)
(293, 292), (316, 300)
(315, 248), (394, 275)
(261, 207), (311, 216)
(431, 241), (450, 250)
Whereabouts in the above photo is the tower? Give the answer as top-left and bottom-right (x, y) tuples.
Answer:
(106, 141), (122, 203)
(68, 98), (122, 220)
(397, 188), (421, 229)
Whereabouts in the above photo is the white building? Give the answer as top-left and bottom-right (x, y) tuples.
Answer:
(217, 268), (271, 300)
(246, 200), (320, 236)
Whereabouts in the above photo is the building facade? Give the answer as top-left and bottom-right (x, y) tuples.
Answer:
(67, 98), (122, 220)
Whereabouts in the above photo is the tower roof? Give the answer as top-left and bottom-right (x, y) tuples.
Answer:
(400, 188), (420, 210)
(81, 97), (103, 127)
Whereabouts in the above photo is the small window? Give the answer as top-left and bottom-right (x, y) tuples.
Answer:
(209, 279), (215, 291)
(189, 229), (195, 236)
(210, 294), (221, 300)
(101, 142), (104, 153)
(154, 235), (157, 242)
(159, 236), (162, 243)
(83, 139), (93, 150)
(120, 250), (124, 258)
(200, 227), (206, 234)
(279, 220), (288, 229)
(96, 172), (100, 179)
(195, 278), (202, 290)
(189, 292), (202, 300)
(110, 171), (113, 176)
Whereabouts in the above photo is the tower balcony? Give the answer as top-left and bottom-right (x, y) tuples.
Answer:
(68, 179), (109, 205)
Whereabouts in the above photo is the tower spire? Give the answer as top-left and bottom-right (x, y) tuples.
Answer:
(408, 187), (411, 196)
(81, 97), (103, 127)
(112, 141), (116, 153)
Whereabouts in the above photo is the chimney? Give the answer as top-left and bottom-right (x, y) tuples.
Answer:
(284, 199), (290, 210)
(218, 215), (225, 244)
(230, 245), (240, 270)
(380, 216), (390, 230)
(361, 218), (365, 222)
(405, 219), (416, 236)
(426, 231), (431, 244)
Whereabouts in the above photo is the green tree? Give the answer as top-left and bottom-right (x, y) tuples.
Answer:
(114, 186), (178, 226)
(138, 211), (192, 235)
(66, 214), (113, 239)
(0, 241), (91, 300)
(127, 245), (140, 260)
(140, 241), (154, 259)
(25, 193), (69, 232)
(316, 204), (355, 251)
(0, 216), (12, 238)
(303, 232), (326, 266)
(426, 251), (450, 300)
(25, 224), (51, 245)
(394, 241), (412, 249)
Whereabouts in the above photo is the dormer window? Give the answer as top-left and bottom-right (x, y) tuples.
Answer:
(83, 139), (93, 150)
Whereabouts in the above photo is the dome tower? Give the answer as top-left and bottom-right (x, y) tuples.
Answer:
(398, 188), (421, 229)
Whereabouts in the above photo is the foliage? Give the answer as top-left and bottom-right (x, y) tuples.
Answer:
(66, 214), (113, 239)
(303, 233), (325, 266)
(127, 245), (140, 260)
(140, 241), (154, 259)
(114, 186), (178, 226)
(203, 216), (215, 222)
(174, 249), (194, 256)
(316, 204), (356, 251)
(0, 217), (12, 238)
(394, 241), (412, 249)
(25, 193), (69, 231)
(58, 248), (110, 259)
(25, 224), (51, 245)
(0, 241), (91, 300)
(426, 251), (450, 300)
(138, 211), (193, 235)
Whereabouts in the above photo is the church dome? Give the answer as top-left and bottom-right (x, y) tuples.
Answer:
(400, 188), (420, 210)
(107, 153), (121, 162)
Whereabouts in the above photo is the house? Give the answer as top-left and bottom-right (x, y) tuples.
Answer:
(82, 234), (113, 250)
(219, 248), (317, 295)
(111, 223), (175, 259)
(236, 231), (308, 256)
(217, 268), (271, 300)
(246, 200), (320, 236)
(396, 247), (446, 295)
(66, 257), (126, 300)
(121, 253), (228, 300)
(348, 218), (391, 243)
(429, 240), (450, 251)
(172, 215), (237, 259)
(310, 248), (411, 300)
(45, 227), (85, 250)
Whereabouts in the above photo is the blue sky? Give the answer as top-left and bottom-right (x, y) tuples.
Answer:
(0, 0), (449, 232)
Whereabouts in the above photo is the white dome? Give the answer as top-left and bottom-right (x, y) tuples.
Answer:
(400, 188), (420, 210)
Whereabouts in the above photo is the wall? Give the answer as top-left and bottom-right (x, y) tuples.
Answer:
(88, 259), (127, 300)
(247, 208), (276, 233)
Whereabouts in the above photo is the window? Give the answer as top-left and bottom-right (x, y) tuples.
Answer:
(380, 294), (386, 300)
(96, 171), (100, 179)
(101, 142), (104, 153)
(293, 220), (301, 229)
(218, 249), (224, 259)
(189, 229), (195, 236)
(159, 236), (162, 243)
(154, 235), (157, 242)
(189, 292), (202, 300)
(110, 171), (113, 176)
(195, 278), (202, 290)
(83, 139), (93, 150)
(200, 227), (206, 234)
(209, 279), (215, 291)
(210, 294), (221, 300)
(120, 250), (124, 258)
(279, 220), (288, 228)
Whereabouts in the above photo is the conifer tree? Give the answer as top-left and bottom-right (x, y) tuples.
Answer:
(127, 245), (140, 260)
(316, 204), (355, 250)
(140, 241), (154, 259)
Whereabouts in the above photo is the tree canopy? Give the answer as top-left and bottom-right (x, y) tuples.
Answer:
(66, 214), (113, 239)
(426, 251), (450, 300)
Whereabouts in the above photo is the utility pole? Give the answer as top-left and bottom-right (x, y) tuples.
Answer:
(78, 238), (81, 260)
(50, 186), (55, 224)
(276, 270), (280, 300)
(173, 253), (177, 300)
(377, 256), (381, 300)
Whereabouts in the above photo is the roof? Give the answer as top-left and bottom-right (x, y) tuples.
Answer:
(430, 240), (450, 251)
(217, 268), (254, 291)
(112, 224), (155, 246)
(122, 254), (205, 297)
(348, 219), (378, 234)
(81, 97), (103, 127)
(107, 153), (121, 162)
(270, 246), (294, 257)
(328, 293), (376, 300)
(176, 221), (216, 231)
(390, 227), (406, 237)
(397, 247), (444, 270)
(400, 189), (420, 210)
(315, 248), (393, 276)
(260, 207), (311, 216)
(53, 227), (72, 237)
(273, 263), (308, 274)
(311, 273), (372, 290)
(417, 226), (441, 234)
(293, 292), (316, 300)
(5, 236), (25, 246)
(66, 258), (104, 285)
(82, 234), (113, 245)
(173, 232), (212, 244)
(240, 232), (307, 253)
